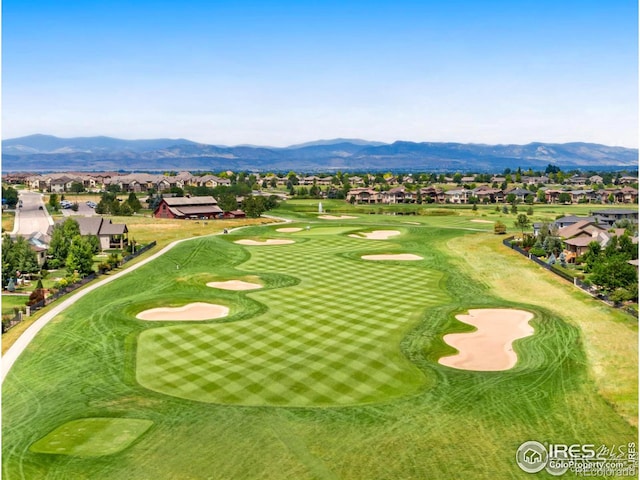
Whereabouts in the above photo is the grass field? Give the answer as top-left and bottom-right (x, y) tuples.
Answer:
(2, 203), (637, 479)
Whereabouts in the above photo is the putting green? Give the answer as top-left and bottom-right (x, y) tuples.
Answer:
(136, 234), (448, 406)
(29, 418), (153, 457)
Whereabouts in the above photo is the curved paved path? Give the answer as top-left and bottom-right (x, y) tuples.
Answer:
(1, 216), (290, 383)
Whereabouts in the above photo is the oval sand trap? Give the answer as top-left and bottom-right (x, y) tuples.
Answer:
(276, 227), (303, 233)
(439, 309), (534, 371)
(234, 239), (294, 245)
(361, 254), (423, 261)
(349, 230), (401, 240)
(318, 215), (357, 220)
(470, 219), (493, 223)
(207, 280), (262, 291)
(137, 302), (229, 321)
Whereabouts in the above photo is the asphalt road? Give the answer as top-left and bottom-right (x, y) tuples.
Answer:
(12, 191), (53, 238)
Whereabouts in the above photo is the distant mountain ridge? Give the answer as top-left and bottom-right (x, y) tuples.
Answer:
(2, 134), (637, 172)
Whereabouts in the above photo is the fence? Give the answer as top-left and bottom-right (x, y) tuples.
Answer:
(3, 241), (158, 332)
(502, 236), (634, 314)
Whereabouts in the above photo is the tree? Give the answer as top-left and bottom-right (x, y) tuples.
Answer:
(49, 193), (60, 211)
(558, 192), (572, 204)
(590, 254), (638, 293)
(2, 186), (19, 208)
(49, 218), (81, 266)
(218, 192), (238, 212)
(494, 221), (507, 235)
(70, 182), (85, 194)
(514, 214), (530, 237)
(2, 235), (40, 287)
(241, 195), (266, 217)
(127, 192), (142, 212)
(453, 173), (463, 185)
(66, 235), (95, 276)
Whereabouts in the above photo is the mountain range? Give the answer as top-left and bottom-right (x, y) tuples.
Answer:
(2, 134), (637, 173)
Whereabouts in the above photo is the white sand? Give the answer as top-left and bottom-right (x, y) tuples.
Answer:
(349, 230), (401, 240)
(361, 254), (423, 261)
(276, 227), (303, 233)
(136, 302), (229, 321)
(439, 309), (534, 371)
(470, 219), (493, 223)
(234, 239), (295, 245)
(404, 221), (420, 225)
(318, 215), (357, 220)
(207, 280), (262, 290)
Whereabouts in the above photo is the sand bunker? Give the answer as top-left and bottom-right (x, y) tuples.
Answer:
(470, 219), (493, 223)
(207, 280), (262, 291)
(234, 239), (294, 245)
(439, 309), (534, 371)
(361, 254), (423, 261)
(276, 227), (303, 233)
(136, 302), (229, 321)
(349, 230), (401, 240)
(318, 215), (357, 220)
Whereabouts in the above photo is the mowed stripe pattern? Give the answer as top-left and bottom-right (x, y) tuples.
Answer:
(137, 232), (448, 406)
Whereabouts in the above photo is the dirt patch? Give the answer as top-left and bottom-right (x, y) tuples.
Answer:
(349, 230), (401, 240)
(439, 308), (534, 371)
(136, 302), (229, 321)
(318, 215), (357, 220)
(361, 254), (423, 261)
(234, 239), (295, 245)
(207, 280), (262, 290)
(276, 227), (303, 233)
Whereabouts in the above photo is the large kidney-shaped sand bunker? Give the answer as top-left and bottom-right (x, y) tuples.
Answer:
(136, 302), (229, 321)
(350, 230), (401, 240)
(207, 280), (263, 290)
(234, 239), (294, 246)
(362, 253), (423, 261)
(439, 309), (534, 371)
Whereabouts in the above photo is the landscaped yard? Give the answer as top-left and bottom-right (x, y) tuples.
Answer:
(2, 203), (637, 479)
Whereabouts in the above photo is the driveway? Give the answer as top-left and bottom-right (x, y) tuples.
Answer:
(12, 191), (53, 238)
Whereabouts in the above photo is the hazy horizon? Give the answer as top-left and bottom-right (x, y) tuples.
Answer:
(3, 1), (638, 148)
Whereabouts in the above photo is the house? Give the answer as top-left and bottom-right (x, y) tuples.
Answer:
(384, 186), (415, 204)
(589, 175), (604, 185)
(346, 188), (381, 204)
(558, 220), (609, 263)
(444, 189), (471, 204)
(591, 209), (639, 227)
(504, 188), (532, 202)
(153, 196), (223, 219)
(50, 217), (129, 251)
(471, 186), (503, 203)
(419, 186), (445, 203)
(553, 215), (596, 229)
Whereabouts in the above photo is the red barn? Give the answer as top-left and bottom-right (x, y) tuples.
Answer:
(154, 196), (223, 219)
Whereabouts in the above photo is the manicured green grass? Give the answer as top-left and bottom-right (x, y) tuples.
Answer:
(1, 295), (28, 316)
(29, 418), (153, 457)
(2, 205), (636, 479)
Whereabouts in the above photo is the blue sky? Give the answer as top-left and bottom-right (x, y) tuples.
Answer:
(2, 1), (638, 147)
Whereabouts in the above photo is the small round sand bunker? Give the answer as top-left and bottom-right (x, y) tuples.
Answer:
(439, 309), (534, 371)
(136, 302), (229, 321)
(349, 230), (401, 240)
(361, 254), (423, 261)
(276, 227), (303, 233)
(207, 280), (263, 290)
(318, 215), (357, 220)
(234, 239), (295, 246)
